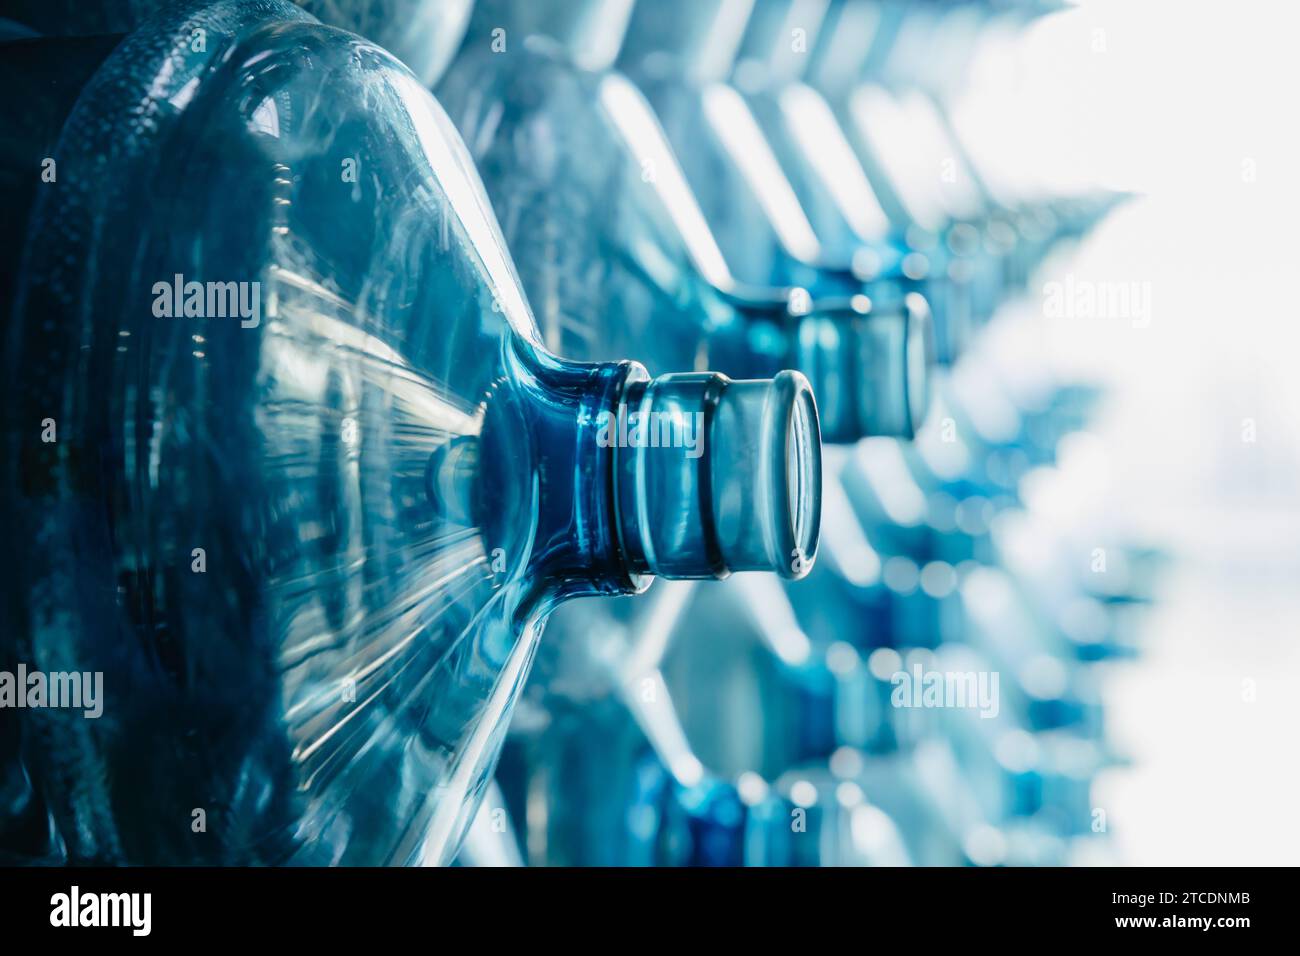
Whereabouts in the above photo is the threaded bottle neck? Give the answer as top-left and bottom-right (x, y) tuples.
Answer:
(477, 352), (822, 616)
(607, 368), (821, 580)
(792, 290), (934, 443)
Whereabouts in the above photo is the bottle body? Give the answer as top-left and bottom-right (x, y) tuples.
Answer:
(0, 3), (572, 865)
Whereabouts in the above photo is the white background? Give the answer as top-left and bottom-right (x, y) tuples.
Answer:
(954, 0), (1300, 864)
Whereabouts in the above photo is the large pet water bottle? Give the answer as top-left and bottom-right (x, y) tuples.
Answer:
(0, 0), (819, 865)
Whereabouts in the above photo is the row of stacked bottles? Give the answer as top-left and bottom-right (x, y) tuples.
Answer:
(437, 0), (1154, 867)
(0, 0), (1155, 866)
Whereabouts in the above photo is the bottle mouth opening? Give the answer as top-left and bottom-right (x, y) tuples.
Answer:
(767, 370), (821, 579)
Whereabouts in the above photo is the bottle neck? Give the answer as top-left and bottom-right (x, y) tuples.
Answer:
(612, 368), (820, 579)
(505, 347), (822, 609)
(789, 290), (934, 443)
(707, 282), (935, 444)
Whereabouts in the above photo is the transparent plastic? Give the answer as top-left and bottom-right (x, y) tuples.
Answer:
(0, 0), (818, 865)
